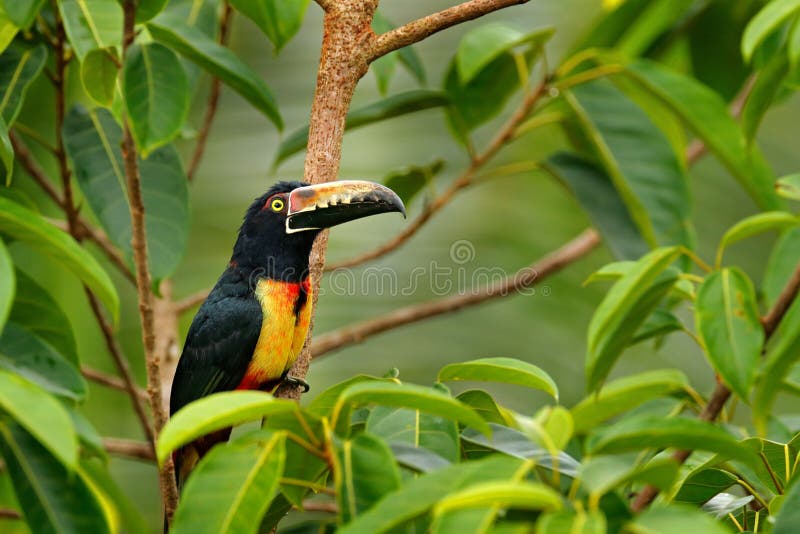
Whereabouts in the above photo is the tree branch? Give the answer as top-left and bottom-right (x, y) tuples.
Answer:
(327, 77), (548, 271)
(369, 0), (530, 62)
(82, 366), (148, 400)
(187, 2), (233, 182)
(631, 258), (800, 512)
(120, 0), (178, 520)
(0, 509), (21, 520)
(103, 437), (155, 461)
(312, 229), (600, 357)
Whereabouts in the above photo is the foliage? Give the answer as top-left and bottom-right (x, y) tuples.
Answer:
(0, 0), (799, 533)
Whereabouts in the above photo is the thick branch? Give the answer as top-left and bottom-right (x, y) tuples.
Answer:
(313, 229), (600, 357)
(369, 0), (530, 62)
(631, 258), (800, 512)
(327, 79), (548, 271)
(103, 437), (155, 461)
(187, 2), (233, 181)
(120, 0), (178, 520)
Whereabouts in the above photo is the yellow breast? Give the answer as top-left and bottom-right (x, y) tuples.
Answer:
(242, 278), (313, 390)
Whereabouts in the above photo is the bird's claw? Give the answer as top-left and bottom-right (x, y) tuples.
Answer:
(282, 374), (310, 393)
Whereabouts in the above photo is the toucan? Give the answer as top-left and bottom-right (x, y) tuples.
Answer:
(169, 180), (405, 488)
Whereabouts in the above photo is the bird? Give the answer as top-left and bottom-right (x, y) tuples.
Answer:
(169, 179), (405, 490)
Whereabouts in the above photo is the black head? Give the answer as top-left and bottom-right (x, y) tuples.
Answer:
(231, 180), (405, 282)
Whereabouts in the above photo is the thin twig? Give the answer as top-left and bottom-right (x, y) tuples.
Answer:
(327, 78), (549, 271)
(12, 131), (136, 284)
(369, 0), (531, 62)
(82, 366), (148, 400)
(85, 291), (155, 443)
(313, 229), (600, 357)
(631, 258), (800, 512)
(103, 437), (155, 461)
(120, 0), (178, 520)
(0, 509), (21, 520)
(187, 2), (233, 181)
(299, 501), (338, 513)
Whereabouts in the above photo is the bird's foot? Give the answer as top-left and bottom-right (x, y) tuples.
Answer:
(282, 374), (310, 393)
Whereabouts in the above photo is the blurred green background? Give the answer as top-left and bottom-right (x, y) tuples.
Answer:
(7, 0), (800, 528)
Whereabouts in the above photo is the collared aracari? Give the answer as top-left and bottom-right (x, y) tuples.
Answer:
(169, 180), (405, 488)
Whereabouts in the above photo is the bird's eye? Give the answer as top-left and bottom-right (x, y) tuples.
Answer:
(270, 198), (285, 212)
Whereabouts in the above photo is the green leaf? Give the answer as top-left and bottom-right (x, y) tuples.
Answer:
(383, 160), (444, 205)
(62, 106), (190, 281)
(742, 53), (790, 143)
(172, 431), (286, 534)
(763, 228), (800, 308)
(567, 80), (693, 250)
(0, 196), (119, 321)
(0, 43), (47, 125)
(147, 14), (282, 129)
(0, 238), (12, 331)
(587, 416), (751, 462)
(753, 298), (800, 434)
(619, 59), (782, 210)
(579, 454), (679, 497)
(334, 432), (401, 524)
(461, 424), (581, 476)
(628, 503), (735, 534)
(68, 408), (106, 461)
(432, 481), (562, 517)
(229, 0), (309, 53)
(123, 42), (189, 156)
(774, 478), (800, 533)
(0, 369), (77, 469)
(0, 115), (10, 185)
(613, 0), (695, 57)
(456, 23), (554, 85)
(136, 0), (168, 23)
(0, 323), (87, 400)
(717, 211), (799, 267)
(545, 153), (649, 260)
(389, 442), (451, 473)
(275, 89), (448, 167)
(571, 369), (689, 433)
(306, 375), (389, 417)
(742, 0), (800, 62)
(366, 406), (460, 463)
(632, 309), (684, 345)
(80, 48), (118, 108)
(81, 457), (150, 532)
(776, 173), (800, 200)
(0, 5), (17, 56)
(439, 357), (558, 401)
(1, 0), (45, 29)
(57, 0), (122, 61)
(536, 510), (606, 534)
(444, 52), (521, 142)
(674, 468), (738, 505)
(456, 390), (512, 426)
(337, 456), (529, 534)
(9, 270), (78, 365)
(695, 268), (763, 399)
(333, 381), (490, 438)
(0, 422), (111, 533)
(586, 247), (681, 392)
(157, 391), (296, 464)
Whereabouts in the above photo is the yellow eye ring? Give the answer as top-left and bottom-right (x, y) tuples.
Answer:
(270, 198), (285, 212)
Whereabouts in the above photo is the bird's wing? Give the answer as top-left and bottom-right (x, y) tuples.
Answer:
(169, 291), (263, 415)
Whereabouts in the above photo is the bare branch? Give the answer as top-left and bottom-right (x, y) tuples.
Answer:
(314, 0), (334, 11)
(104, 437), (155, 461)
(299, 501), (338, 513)
(631, 258), (800, 512)
(0, 509), (21, 520)
(327, 78), (549, 271)
(120, 0), (178, 519)
(370, 0), (530, 62)
(82, 366), (148, 400)
(313, 229), (600, 357)
(187, 2), (233, 181)
(85, 291), (155, 443)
